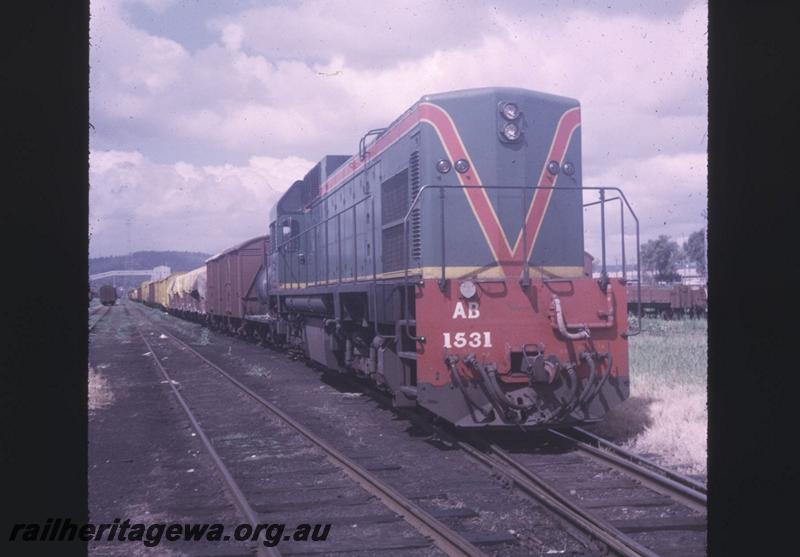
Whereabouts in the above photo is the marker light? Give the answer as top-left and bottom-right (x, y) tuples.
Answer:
(436, 159), (452, 173)
(502, 122), (521, 141)
(454, 159), (470, 173)
(459, 280), (477, 299)
(562, 161), (575, 176)
(547, 160), (560, 175)
(501, 102), (520, 120)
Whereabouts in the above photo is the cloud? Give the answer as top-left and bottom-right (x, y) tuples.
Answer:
(92, 0), (706, 162)
(89, 150), (315, 256)
(89, 0), (707, 257)
(207, 0), (503, 68)
(582, 150), (707, 265)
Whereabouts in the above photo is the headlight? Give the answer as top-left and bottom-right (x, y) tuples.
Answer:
(562, 161), (575, 176)
(436, 159), (452, 173)
(500, 102), (520, 120)
(454, 159), (470, 173)
(459, 280), (477, 299)
(502, 122), (521, 141)
(547, 160), (560, 175)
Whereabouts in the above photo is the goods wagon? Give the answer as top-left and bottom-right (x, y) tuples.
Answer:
(168, 266), (207, 320)
(627, 283), (707, 318)
(98, 284), (117, 306)
(150, 273), (184, 309)
(206, 236), (268, 334)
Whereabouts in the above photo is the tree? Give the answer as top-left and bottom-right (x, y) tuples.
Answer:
(683, 228), (706, 276)
(641, 235), (682, 283)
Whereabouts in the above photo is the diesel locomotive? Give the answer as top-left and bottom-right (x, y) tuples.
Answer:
(254, 87), (638, 428)
(135, 87), (641, 429)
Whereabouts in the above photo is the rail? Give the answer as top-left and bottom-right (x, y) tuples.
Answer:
(133, 305), (486, 557)
(130, 308), (280, 557)
(326, 371), (663, 557)
(469, 439), (661, 557)
(550, 427), (707, 512)
(88, 304), (112, 332)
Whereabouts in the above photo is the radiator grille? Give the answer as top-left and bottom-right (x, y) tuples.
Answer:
(381, 169), (409, 224)
(382, 224), (404, 272)
(409, 151), (421, 262)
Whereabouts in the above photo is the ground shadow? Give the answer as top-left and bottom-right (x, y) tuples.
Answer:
(582, 395), (657, 443)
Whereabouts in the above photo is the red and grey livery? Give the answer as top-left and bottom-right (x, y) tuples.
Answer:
(137, 87), (641, 429)
(250, 87), (640, 428)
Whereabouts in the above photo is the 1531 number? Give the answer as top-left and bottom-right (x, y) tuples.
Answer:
(443, 331), (493, 348)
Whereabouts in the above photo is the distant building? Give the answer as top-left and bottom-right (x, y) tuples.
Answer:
(587, 256), (706, 286)
(676, 265), (706, 286)
(151, 265), (171, 281)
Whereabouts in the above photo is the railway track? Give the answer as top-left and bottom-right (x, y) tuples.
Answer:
(548, 427), (706, 513)
(346, 391), (707, 557)
(127, 304), (485, 557)
(132, 308), (281, 557)
(131, 303), (707, 556)
(329, 378), (706, 557)
(467, 437), (706, 557)
(458, 438), (658, 557)
(88, 304), (112, 332)
(277, 358), (707, 556)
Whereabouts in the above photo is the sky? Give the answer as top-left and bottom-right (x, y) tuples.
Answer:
(89, 0), (707, 262)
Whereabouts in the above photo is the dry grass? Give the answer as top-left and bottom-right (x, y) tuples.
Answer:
(88, 365), (115, 410)
(587, 316), (707, 477)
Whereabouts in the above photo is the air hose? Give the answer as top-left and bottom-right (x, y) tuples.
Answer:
(576, 352), (598, 407)
(462, 354), (581, 425)
(580, 352), (613, 408)
(444, 355), (495, 424)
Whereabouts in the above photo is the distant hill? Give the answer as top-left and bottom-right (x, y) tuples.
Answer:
(89, 251), (211, 276)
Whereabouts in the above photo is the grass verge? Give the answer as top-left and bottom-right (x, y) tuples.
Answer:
(587, 316), (707, 477)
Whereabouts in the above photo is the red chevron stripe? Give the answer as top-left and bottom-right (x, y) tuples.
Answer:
(418, 103), (512, 263)
(316, 101), (580, 277)
(419, 104), (581, 274)
(320, 107), (422, 195)
(513, 107), (582, 262)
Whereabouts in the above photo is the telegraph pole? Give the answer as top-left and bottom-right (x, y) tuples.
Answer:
(126, 217), (132, 291)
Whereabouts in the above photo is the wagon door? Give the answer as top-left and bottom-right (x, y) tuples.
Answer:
(224, 256), (233, 316)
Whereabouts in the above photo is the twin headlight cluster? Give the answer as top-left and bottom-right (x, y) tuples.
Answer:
(435, 100), (522, 175)
(436, 157), (469, 174)
(498, 101), (522, 142)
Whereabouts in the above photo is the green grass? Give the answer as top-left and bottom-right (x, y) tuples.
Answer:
(629, 315), (707, 386)
(588, 315), (708, 476)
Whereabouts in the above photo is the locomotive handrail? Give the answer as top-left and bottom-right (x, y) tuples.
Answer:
(582, 193), (642, 334)
(358, 128), (388, 160)
(401, 184), (642, 337)
(583, 196), (626, 280)
(275, 194), (374, 289)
